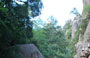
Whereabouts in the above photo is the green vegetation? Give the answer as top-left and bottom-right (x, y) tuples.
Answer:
(75, 19), (88, 38)
(83, 5), (90, 19)
(0, 45), (22, 58)
(0, 0), (43, 58)
(63, 19), (79, 58)
(83, 5), (90, 14)
(63, 20), (72, 39)
(32, 17), (79, 58)
(32, 17), (68, 58)
(65, 38), (78, 58)
(0, 2), (8, 13)
(1, 0), (89, 58)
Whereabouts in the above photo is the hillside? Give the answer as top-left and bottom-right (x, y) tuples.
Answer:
(64, 0), (90, 58)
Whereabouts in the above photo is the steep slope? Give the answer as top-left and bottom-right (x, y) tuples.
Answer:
(73, 0), (90, 58)
(83, 0), (90, 6)
(74, 21), (90, 58)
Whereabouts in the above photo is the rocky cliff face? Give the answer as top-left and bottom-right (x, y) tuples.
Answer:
(72, 15), (81, 38)
(83, 0), (90, 6)
(74, 21), (90, 58)
(73, 0), (90, 58)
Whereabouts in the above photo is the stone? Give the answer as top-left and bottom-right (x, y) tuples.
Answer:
(83, 0), (90, 6)
(75, 42), (90, 58)
(72, 16), (81, 38)
(73, 1), (90, 58)
(19, 44), (44, 58)
(84, 21), (90, 42)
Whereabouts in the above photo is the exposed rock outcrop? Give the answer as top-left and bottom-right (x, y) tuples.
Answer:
(19, 44), (44, 58)
(72, 15), (81, 38)
(73, 0), (90, 58)
(84, 21), (90, 42)
(74, 20), (90, 58)
(83, 0), (90, 6)
(75, 41), (90, 58)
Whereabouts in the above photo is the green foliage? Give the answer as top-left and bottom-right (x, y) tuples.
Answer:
(66, 17), (89, 58)
(0, 2), (8, 13)
(76, 19), (88, 37)
(63, 19), (79, 58)
(0, 7), (8, 13)
(83, 5), (90, 19)
(80, 19), (88, 33)
(65, 28), (72, 39)
(33, 17), (67, 58)
(65, 36), (78, 58)
(0, 46), (22, 58)
(63, 20), (72, 39)
(29, 0), (43, 17)
(0, 0), (43, 58)
(83, 5), (90, 14)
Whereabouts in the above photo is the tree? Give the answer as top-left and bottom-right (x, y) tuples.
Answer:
(70, 8), (80, 16)
(0, 0), (43, 58)
(63, 19), (77, 58)
(63, 20), (72, 39)
(33, 16), (67, 58)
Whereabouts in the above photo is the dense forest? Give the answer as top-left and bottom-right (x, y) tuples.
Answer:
(0, 0), (90, 58)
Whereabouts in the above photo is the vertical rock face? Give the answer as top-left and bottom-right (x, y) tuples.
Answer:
(75, 42), (90, 58)
(74, 21), (90, 58)
(73, 1), (90, 58)
(19, 44), (44, 58)
(72, 16), (81, 38)
(84, 21), (90, 42)
(83, 0), (90, 6)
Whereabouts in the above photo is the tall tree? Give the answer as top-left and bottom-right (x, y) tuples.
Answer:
(0, 0), (43, 58)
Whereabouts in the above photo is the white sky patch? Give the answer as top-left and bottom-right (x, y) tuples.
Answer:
(22, 0), (27, 2)
(15, 0), (24, 4)
(40, 0), (83, 26)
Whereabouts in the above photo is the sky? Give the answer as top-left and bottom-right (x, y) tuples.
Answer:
(17, 0), (83, 26)
(40, 0), (83, 26)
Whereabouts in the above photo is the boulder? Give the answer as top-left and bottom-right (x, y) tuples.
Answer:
(19, 44), (44, 58)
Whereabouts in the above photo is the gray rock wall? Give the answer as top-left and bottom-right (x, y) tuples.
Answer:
(83, 0), (90, 6)
(72, 16), (81, 38)
(73, 1), (90, 58)
(74, 21), (90, 58)
(84, 21), (90, 42)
